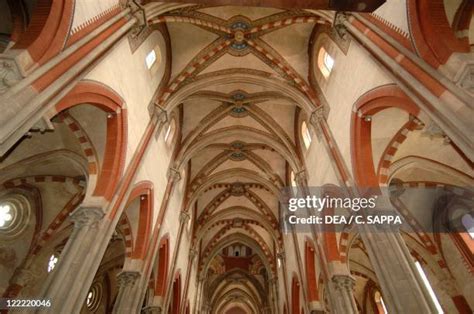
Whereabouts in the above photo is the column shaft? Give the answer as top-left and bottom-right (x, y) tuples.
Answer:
(113, 271), (141, 313)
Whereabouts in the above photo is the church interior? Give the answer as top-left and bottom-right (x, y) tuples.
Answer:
(0, 0), (473, 313)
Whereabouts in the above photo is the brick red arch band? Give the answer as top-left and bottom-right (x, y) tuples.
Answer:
(350, 84), (419, 190)
(407, 0), (471, 67)
(55, 81), (127, 201)
(126, 181), (154, 260)
(155, 235), (170, 297)
(305, 239), (319, 302)
(13, 0), (74, 66)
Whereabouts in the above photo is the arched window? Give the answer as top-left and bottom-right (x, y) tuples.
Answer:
(164, 119), (176, 144)
(301, 121), (312, 149)
(290, 171), (297, 188)
(47, 254), (58, 272)
(317, 47), (334, 78)
(414, 260), (444, 313)
(462, 213), (474, 239)
(374, 291), (388, 314)
(145, 50), (157, 69)
(305, 242), (318, 302)
(145, 46), (162, 74)
(155, 238), (169, 297)
(291, 277), (300, 314)
(170, 274), (181, 314)
(290, 171), (298, 197)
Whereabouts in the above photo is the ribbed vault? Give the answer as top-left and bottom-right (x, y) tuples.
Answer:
(147, 4), (328, 311)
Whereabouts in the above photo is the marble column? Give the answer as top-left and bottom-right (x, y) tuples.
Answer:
(112, 271), (141, 313)
(37, 207), (104, 313)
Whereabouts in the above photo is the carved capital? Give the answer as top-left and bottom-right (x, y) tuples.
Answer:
(332, 274), (355, 291)
(456, 63), (474, 95)
(70, 207), (104, 228)
(421, 120), (451, 144)
(180, 211), (190, 224)
(276, 251), (285, 261)
(0, 57), (23, 94)
(189, 248), (198, 259)
(142, 306), (162, 314)
(334, 12), (349, 41)
(157, 107), (168, 124)
(142, 306), (163, 314)
(294, 169), (307, 186)
(167, 167), (181, 182)
(127, 0), (147, 38)
(117, 270), (141, 287)
(309, 106), (326, 127)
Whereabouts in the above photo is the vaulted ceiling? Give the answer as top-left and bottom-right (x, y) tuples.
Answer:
(145, 4), (334, 311)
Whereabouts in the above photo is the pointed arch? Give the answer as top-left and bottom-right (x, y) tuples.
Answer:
(350, 84), (419, 190)
(407, 0), (471, 67)
(291, 275), (300, 314)
(127, 181), (154, 260)
(11, 0), (74, 66)
(305, 239), (319, 302)
(54, 80), (127, 201)
(170, 271), (182, 314)
(155, 235), (170, 297)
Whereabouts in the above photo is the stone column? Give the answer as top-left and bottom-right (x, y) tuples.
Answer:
(330, 274), (358, 314)
(37, 207), (104, 313)
(309, 109), (437, 313)
(357, 197), (438, 313)
(162, 210), (190, 310)
(0, 10), (137, 156)
(112, 271), (141, 313)
(358, 226), (437, 313)
(341, 13), (474, 159)
(202, 302), (212, 314)
(193, 274), (206, 314)
(269, 276), (279, 313)
(142, 305), (162, 314)
(180, 248), (197, 313)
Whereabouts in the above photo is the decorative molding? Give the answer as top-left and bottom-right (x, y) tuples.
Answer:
(333, 12), (349, 41)
(117, 270), (141, 287)
(180, 211), (190, 224)
(456, 63), (474, 96)
(70, 207), (104, 228)
(368, 13), (410, 39)
(0, 57), (23, 94)
(421, 120), (451, 144)
(331, 274), (355, 291)
(167, 167), (181, 182)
